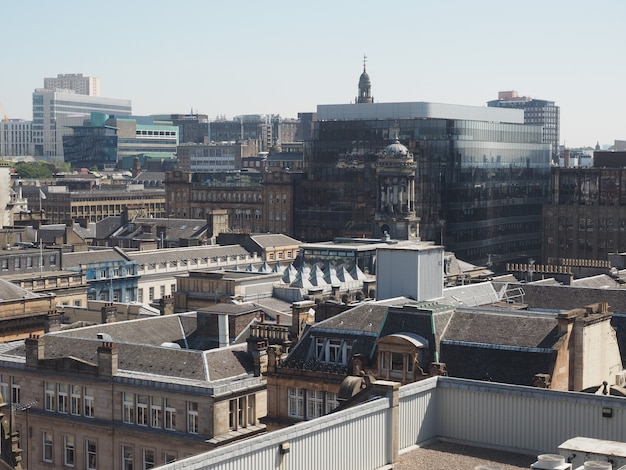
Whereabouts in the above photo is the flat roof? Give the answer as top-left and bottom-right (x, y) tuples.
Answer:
(317, 101), (525, 123)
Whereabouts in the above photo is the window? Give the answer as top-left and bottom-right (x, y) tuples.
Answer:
(137, 395), (148, 426)
(86, 440), (97, 470)
(45, 382), (56, 411)
(43, 431), (53, 463)
(162, 451), (177, 464)
(143, 448), (155, 469)
(137, 288), (143, 303)
(14, 258), (20, 269)
(315, 338), (353, 364)
(151, 397), (162, 428)
(1, 259), (7, 269)
(122, 445), (133, 470)
(58, 384), (68, 413)
(391, 352), (404, 372)
(148, 287), (154, 301)
(159, 285), (165, 298)
(306, 389), (324, 419)
(187, 402), (198, 434)
(71, 385), (81, 415)
(123, 392), (135, 424)
(288, 388), (304, 419)
(326, 392), (339, 414)
(84, 387), (94, 418)
(11, 383), (20, 405)
(0, 375), (8, 403)
(164, 398), (176, 430)
(64, 435), (75, 467)
(49, 254), (57, 265)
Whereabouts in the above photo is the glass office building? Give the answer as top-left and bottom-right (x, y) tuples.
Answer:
(296, 102), (552, 271)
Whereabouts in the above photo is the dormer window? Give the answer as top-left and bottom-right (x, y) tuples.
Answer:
(314, 338), (353, 365)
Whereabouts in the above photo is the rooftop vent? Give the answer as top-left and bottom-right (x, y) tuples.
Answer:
(531, 454), (571, 469)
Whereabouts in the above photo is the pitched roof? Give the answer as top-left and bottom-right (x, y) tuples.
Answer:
(0, 278), (41, 301)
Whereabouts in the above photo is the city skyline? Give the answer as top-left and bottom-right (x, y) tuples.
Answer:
(2, 0), (625, 148)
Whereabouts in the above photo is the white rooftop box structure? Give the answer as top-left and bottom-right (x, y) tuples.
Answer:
(376, 242), (443, 302)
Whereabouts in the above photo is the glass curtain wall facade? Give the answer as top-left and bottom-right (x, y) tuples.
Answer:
(297, 117), (551, 270)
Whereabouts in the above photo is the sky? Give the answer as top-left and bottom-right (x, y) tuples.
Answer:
(1, 0), (625, 148)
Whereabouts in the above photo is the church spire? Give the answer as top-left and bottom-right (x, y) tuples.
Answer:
(356, 54), (373, 104)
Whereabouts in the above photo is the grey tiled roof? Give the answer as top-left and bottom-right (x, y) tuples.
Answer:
(0, 278), (40, 301)
(442, 309), (559, 348)
(63, 249), (127, 267)
(14, 314), (256, 382)
(50, 313), (196, 346)
(129, 245), (248, 265)
(513, 283), (626, 313)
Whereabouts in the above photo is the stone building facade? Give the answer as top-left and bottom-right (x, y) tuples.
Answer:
(0, 314), (267, 470)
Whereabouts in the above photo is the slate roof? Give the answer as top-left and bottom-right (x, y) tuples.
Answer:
(94, 216), (123, 238)
(513, 283), (626, 313)
(63, 248), (129, 267)
(129, 245), (248, 265)
(0, 278), (40, 301)
(441, 309), (559, 348)
(287, 297), (414, 363)
(49, 313), (197, 346)
(7, 312), (256, 383)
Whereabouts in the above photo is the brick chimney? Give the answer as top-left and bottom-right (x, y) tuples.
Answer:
(45, 309), (62, 332)
(97, 342), (118, 377)
(101, 302), (117, 323)
(159, 295), (175, 315)
(25, 335), (44, 368)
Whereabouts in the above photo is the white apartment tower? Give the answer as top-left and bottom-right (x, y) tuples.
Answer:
(44, 73), (100, 96)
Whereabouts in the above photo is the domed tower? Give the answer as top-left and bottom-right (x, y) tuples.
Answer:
(356, 54), (374, 104)
(374, 137), (420, 240)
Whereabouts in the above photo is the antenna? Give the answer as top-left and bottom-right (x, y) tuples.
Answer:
(362, 53), (367, 71)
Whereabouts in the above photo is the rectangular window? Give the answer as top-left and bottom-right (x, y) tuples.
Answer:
(137, 395), (148, 426)
(45, 382), (56, 411)
(122, 445), (133, 470)
(162, 451), (177, 464)
(58, 383), (68, 413)
(187, 402), (198, 434)
(71, 385), (81, 415)
(64, 435), (75, 467)
(137, 288), (143, 303)
(159, 285), (165, 298)
(0, 376), (8, 403)
(306, 389), (324, 419)
(86, 440), (97, 470)
(288, 387), (304, 419)
(148, 287), (154, 301)
(164, 398), (176, 431)
(43, 431), (53, 463)
(11, 383), (20, 405)
(123, 392), (135, 424)
(143, 448), (155, 470)
(84, 387), (94, 418)
(151, 397), (162, 428)
(326, 391), (339, 414)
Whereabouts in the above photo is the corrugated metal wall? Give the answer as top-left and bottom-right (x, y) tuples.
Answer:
(158, 397), (393, 470)
(434, 378), (626, 455)
(398, 378), (438, 448)
(157, 376), (626, 469)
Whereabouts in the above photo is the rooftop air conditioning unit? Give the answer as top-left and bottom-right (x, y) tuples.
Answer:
(531, 454), (572, 469)
(614, 370), (626, 388)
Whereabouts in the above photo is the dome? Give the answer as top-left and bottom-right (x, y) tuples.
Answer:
(359, 71), (371, 87)
(384, 139), (410, 157)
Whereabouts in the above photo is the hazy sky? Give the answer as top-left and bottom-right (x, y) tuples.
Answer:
(2, 0), (624, 148)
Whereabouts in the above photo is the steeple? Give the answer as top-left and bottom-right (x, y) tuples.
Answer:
(356, 54), (374, 104)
